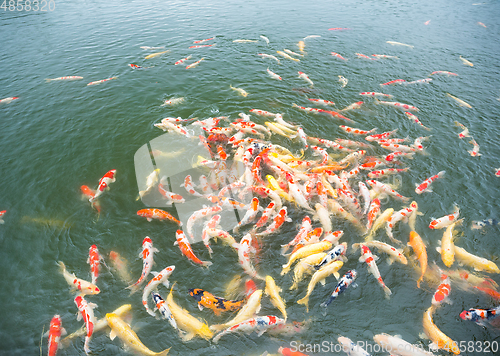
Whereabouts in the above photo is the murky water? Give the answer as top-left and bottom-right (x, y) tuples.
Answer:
(1, 0), (500, 355)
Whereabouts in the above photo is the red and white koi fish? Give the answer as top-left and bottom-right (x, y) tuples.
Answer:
(429, 205), (460, 229)
(360, 160), (385, 171)
(375, 99), (419, 112)
(127, 237), (159, 293)
(257, 207), (291, 236)
(385, 151), (414, 162)
(249, 109), (278, 118)
(58, 261), (100, 295)
(308, 136), (353, 152)
(213, 315), (285, 343)
(368, 168), (409, 179)
(174, 55), (192, 65)
(381, 79), (406, 86)
(341, 101), (363, 111)
(415, 171), (445, 194)
(109, 251), (133, 285)
(359, 92), (393, 98)
(0, 96), (19, 104)
(329, 27), (352, 31)
(366, 199), (381, 230)
(74, 295), (97, 354)
(137, 208), (182, 225)
(0, 210), (6, 224)
(358, 244), (392, 297)
(353, 240), (407, 265)
(431, 71), (458, 76)
(175, 230), (212, 267)
(340, 125), (376, 135)
(468, 138), (481, 156)
(192, 116), (223, 128)
(200, 214), (221, 255)
(335, 138), (370, 149)
(186, 57), (205, 68)
(379, 142), (417, 153)
(405, 112), (430, 130)
(296, 127), (309, 148)
(128, 63), (146, 69)
(365, 129), (398, 142)
(255, 201), (276, 229)
(366, 179), (410, 202)
(282, 216), (313, 252)
(45, 76), (83, 82)
(47, 315), (66, 356)
(158, 183), (185, 205)
(339, 150), (366, 166)
(87, 77), (118, 86)
(258, 53), (280, 64)
(235, 233), (264, 280)
(432, 272), (452, 307)
(331, 52), (348, 61)
(286, 172), (313, 212)
(188, 44), (214, 48)
(308, 98), (335, 106)
(298, 71), (314, 86)
(193, 37), (215, 44)
(266, 67), (282, 80)
(233, 198), (260, 233)
(385, 202), (418, 243)
(379, 137), (409, 144)
(496, 169), (500, 177)
(142, 265), (175, 316)
(454, 121), (470, 139)
(88, 245), (104, 285)
(181, 175), (204, 197)
(186, 205), (223, 240)
(358, 182), (371, 214)
(372, 54), (399, 59)
(355, 52), (377, 60)
(90, 169), (116, 202)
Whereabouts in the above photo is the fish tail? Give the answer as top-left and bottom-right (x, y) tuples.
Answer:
(57, 261), (66, 274)
(156, 347), (171, 356)
(45, 79), (52, 82)
(383, 286), (392, 298)
(296, 295), (309, 312)
(281, 265), (291, 275)
(417, 276), (423, 288)
(201, 260), (213, 268)
(209, 324), (226, 332)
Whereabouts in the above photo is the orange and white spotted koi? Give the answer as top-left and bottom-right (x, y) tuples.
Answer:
(371, 54), (399, 59)
(298, 71), (314, 86)
(353, 240), (407, 265)
(158, 180), (185, 204)
(0, 96), (19, 104)
(186, 57), (205, 68)
(181, 175), (204, 197)
(340, 101), (363, 111)
(266, 68), (282, 80)
(454, 121), (470, 139)
(432, 272), (452, 307)
(213, 315), (285, 343)
(366, 198), (381, 230)
(378, 137), (409, 145)
(335, 138), (371, 149)
(47, 315), (66, 356)
(193, 37), (215, 44)
(307, 136), (353, 152)
(255, 201), (277, 228)
(415, 171), (445, 194)
(58, 261), (100, 295)
(379, 142), (417, 153)
(380, 79), (406, 86)
(90, 169), (116, 202)
(249, 109), (278, 118)
(429, 205), (460, 229)
(87, 245), (104, 285)
(338, 188), (362, 217)
(331, 52), (348, 61)
(282, 216), (313, 253)
(365, 129), (398, 142)
(174, 55), (192, 65)
(186, 205), (223, 240)
(385, 151), (414, 162)
(192, 116), (224, 128)
(137, 208), (182, 225)
(127, 237), (159, 293)
(235, 233), (264, 280)
(233, 198), (260, 233)
(468, 138), (481, 156)
(368, 168), (409, 179)
(366, 179), (410, 202)
(339, 150), (366, 166)
(142, 265), (175, 316)
(308, 98), (335, 106)
(339, 125), (376, 135)
(375, 99), (419, 112)
(404, 112), (431, 130)
(155, 121), (191, 137)
(175, 230), (212, 267)
(355, 52), (377, 60)
(286, 172), (313, 212)
(87, 77), (118, 86)
(360, 160), (385, 170)
(257, 207), (291, 236)
(431, 71), (458, 76)
(359, 92), (393, 98)
(45, 76), (83, 82)
(385, 202), (418, 243)
(358, 244), (392, 297)
(74, 295), (97, 354)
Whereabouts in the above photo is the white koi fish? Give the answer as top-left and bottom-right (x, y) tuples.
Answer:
(359, 92), (393, 98)
(138, 168), (160, 199)
(186, 57), (205, 69)
(429, 205), (460, 229)
(45, 76), (83, 82)
(58, 261), (100, 295)
(142, 266), (175, 316)
(375, 99), (419, 112)
(267, 68), (282, 80)
(277, 50), (300, 62)
(87, 77), (118, 86)
(260, 35), (270, 44)
(235, 233), (265, 280)
(338, 75), (348, 88)
(468, 138), (481, 156)
(337, 336), (371, 356)
(386, 40), (414, 48)
(258, 53), (280, 64)
(161, 97), (185, 106)
(284, 49), (303, 57)
(186, 205), (222, 240)
(298, 71), (313, 86)
(454, 121), (470, 138)
(233, 39), (258, 43)
(446, 93), (472, 108)
(459, 55), (473, 66)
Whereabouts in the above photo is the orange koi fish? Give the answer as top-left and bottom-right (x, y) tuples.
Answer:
(189, 288), (245, 316)
(137, 208), (182, 225)
(175, 230), (212, 268)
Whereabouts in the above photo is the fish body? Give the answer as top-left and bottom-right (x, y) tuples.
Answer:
(338, 75), (348, 87)
(210, 289), (263, 332)
(355, 52), (377, 60)
(429, 205), (459, 229)
(337, 335), (371, 356)
(151, 292), (177, 330)
(91, 169), (116, 201)
(145, 50), (170, 59)
(87, 77), (118, 86)
(106, 313), (171, 355)
(453, 245), (500, 273)
(74, 295), (97, 354)
(236, 233), (264, 279)
(174, 55), (192, 65)
(186, 57), (205, 69)
(141, 46), (165, 50)
(297, 40), (305, 52)
(137, 208), (181, 225)
(460, 306), (500, 326)
(432, 273), (452, 306)
(175, 230), (212, 267)
(308, 98), (335, 106)
(189, 44), (215, 48)
(213, 315), (286, 343)
(0, 210), (6, 224)
(281, 240), (333, 275)
(422, 306), (460, 354)
(45, 76), (83, 82)
(161, 97), (185, 106)
(437, 220), (461, 267)
(193, 37), (215, 44)
(265, 276), (287, 320)
(431, 71), (458, 76)
(258, 53), (280, 64)
(381, 79), (406, 86)
(358, 244), (391, 297)
(321, 270), (357, 309)
(87, 245), (104, 285)
(446, 93), (472, 108)
(354, 240), (407, 265)
(289, 252), (326, 290)
(331, 52), (348, 61)
(359, 92), (393, 98)
(285, 49), (303, 57)
(366, 179), (409, 202)
(0, 96), (19, 104)
(459, 55), (473, 66)
(375, 99), (419, 112)
(47, 315), (66, 356)
(373, 334), (435, 356)
(189, 288), (245, 315)
(372, 54), (399, 59)
(386, 41), (414, 48)
(260, 35), (270, 44)
(298, 71), (313, 86)
(415, 171), (445, 194)
(233, 39), (258, 43)
(58, 261), (100, 295)
(408, 231), (427, 288)
(468, 138), (481, 156)
(277, 50), (300, 62)
(230, 85), (248, 97)
(127, 237), (159, 293)
(109, 251), (133, 285)
(366, 199), (381, 230)
(142, 266), (175, 316)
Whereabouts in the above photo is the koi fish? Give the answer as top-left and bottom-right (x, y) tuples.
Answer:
(337, 335), (371, 356)
(189, 44), (215, 49)
(109, 251), (133, 285)
(175, 230), (212, 267)
(314, 242), (347, 270)
(385, 151), (414, 162)
(429, 205), (460, 229)
(47, 315), (67, 356)
(45, 76), (83, 82)
(375, 99), (419, 112)
(210, 289), (263, 332)
(459, 55), (473, 66)
(365, 207), (393, 241)
(258, 53), (280, 64)
(58, 261), (100, 295)
(87, 245), (104, 285)
(140, 46), (165, 50)
(468, 138), (481, 156)
(471, 218), (500, 230)
(431, 71), (458, 76)
(233, 39), (257, 43)
(281, 239), (334, 275)
(365, 129), (398, 142)
(0, 96), (19, 104)
(366, 179), (409, 202)
(106, 313), (171, 355)
(386, 41), (414, 48)
(338, 75), (348, 87)
(446, 93), (472, 108)
(355, 52), (377, 60)
(151, 292), (177, 330)
(90, 169), (116, 202)
(331, 52), (348, 61)
(454, 121), (470, 139)
(285, 49), (303, 57)
(127, 237), (159, 293)
(193, 37), (215, 44)
(142, 265), (175, 316)
(353, 241), (407, 265)
(453, 245), (500, 273)
(477, 22), (487, 28)
(213, 315), (286, 343)
(320, 270), (357, 312)
(358, 244), (391, 297)
(366, 199), (381, 230)
(341, 101), (363, 111)
(415, 171), (445, 194)
(298, 71), (314, 86)
(422, 306), (460, 354)
(264, 276), (287, 320)
(372, 54), (399, 59)
(260, 35), (270, 44)
(405, 112), (431, 130)
(340, 125), (376, 135)
(137, 208), (182, 225)
(0, 210), (6, 224)
(297, 40), (305, 52)
(74, 295), (97, 354)
(385, 201), (418, 244)
(167, 284), (213, 341)
(144, 50), (170, 59)
(289, 252), (326, 290)
(186, 57), (205, 69)
(174, 55), (192, 65)
(87, 76), (118, 86)
(230, 85), (248, 97)
(297, 261), (344, 311)
(432, 272), (452, 306)
(277, 50), (300, 62)
(460, 306), (500, 326)
(408, 231), (427, 288)
(249, 109), (279, 118)
(381, 79), (407, 86)
(367, 168), (409, 179)
(189, 288), (245, 315)
(161, 97), (185, 106)
(373, 334), (435, 356)
(257, 207), (292, 236)
(308, 98), (335, 106)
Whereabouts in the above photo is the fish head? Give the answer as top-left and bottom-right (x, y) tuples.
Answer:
(189, 288), (205, 301)
(460, 310), (472, 320)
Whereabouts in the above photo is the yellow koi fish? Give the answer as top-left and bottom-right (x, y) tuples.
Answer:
(277, 50), (300, 62)
(106, 313), (170, 356)
(297, 40), (305, 53)
(230, 85), (248, 97)
(422, 306), (460, 354)
(453, 246), (500, 273)
(365, 208), (393, 241)
(281, 240), (333, 275)
(145, 50), (170, 59)
(290, 253), (327, 290)
(446, 93), (472, 108)
(166, 284), (213, 341)
(459, 55), (473, 66)
(210, 289), (263, 332)
(265, 276), (287, 320)
(436, 219), (462, 267)
(408, 231), (427, 288)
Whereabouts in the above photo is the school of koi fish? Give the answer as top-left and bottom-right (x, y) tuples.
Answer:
(4, 27), (500, 356)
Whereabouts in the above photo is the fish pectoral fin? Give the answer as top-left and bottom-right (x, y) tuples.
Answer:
(180, 332), (195, 342)
(76, 312), (83, 322)
(109, 329), (117, 341)
(257, 329), (267, 337)
(147, 218), (152, 222)
(198, 303), (204, 311)
(386, 257), (395, 266)
(358, 255), (366, 263)
(319, 278), (326, 286)
(162, 280), (170, 288)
